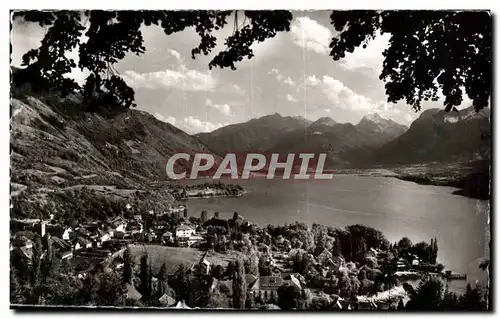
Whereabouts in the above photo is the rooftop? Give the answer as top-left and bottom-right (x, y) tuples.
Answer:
(175, 225), (193, 231)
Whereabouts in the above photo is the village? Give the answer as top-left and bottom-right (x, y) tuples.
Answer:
(9, 194), (467, 310)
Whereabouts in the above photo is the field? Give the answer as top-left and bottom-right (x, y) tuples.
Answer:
(125, 245), (245, 275)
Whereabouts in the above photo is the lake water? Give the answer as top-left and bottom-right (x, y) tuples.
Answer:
(181, 175), (490, 293)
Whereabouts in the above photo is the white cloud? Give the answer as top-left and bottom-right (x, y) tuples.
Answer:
(290, 17), (332, 55)
(269, 69), (296, 86)
(269, 68), (284, 82)
(206, 98), (232, 116)
(154, 112), (177, 125)
(287, 94), (298, 103)
(324, 108), (331, 113)
(123, 66), (217, 92)
(167, 49), (182, 62)
(302, 74), (376, 111)
(232, 84), (245, 95)
(284, 77), (296, 86)
(183, 116), (225, 134)
(305, 74), (322, 86)
(322, 75), (373, 111)
(336, 33), (390, 75)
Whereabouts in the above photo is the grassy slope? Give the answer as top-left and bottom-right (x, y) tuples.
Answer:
(10, 95), (218, 220)
(126, 245), (245, 275)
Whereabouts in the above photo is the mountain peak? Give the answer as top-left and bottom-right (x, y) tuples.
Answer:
(292, 115), (306, 121)
(362, 113), (383, 123)
(312, 117), (337, 127)
(259, 112), (282, 119)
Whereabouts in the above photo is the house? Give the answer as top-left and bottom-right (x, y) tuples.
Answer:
(81, 222), (99, 234)
(176, 237), (190, 248)
(125, 283), (142, 301)
(162, 231), (173, 244)
(159, 293), (176, 307)
(96, 229), (111, 246)
(249, 276), (284, 302)
(175, 225), (195, 239)
(75, 227), (92, 239)
(169, 204), (186, 214)
(199, 257), (211, 275)
(62, 227), (73, 240)
(187, 234), (204, 247)
(106, 226), (115, 238)
(110, 216), (127, 233)
(397, 258), (410, 271)
(129, 222), (144, 235)
(74, 236), (93, 250)
(200, 258), (211, 275)
(51, 236), (73, 260)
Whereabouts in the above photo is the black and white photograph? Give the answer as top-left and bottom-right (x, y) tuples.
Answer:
(9, 9), (491, 311)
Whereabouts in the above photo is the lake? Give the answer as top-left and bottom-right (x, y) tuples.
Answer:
(180, 175), (490, 293)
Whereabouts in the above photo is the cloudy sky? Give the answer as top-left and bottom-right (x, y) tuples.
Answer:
(11, 11), (472, 134)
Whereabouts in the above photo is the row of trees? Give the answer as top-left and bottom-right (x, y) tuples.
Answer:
(404, 276), (487, 310)
(396, 236), (439, 265)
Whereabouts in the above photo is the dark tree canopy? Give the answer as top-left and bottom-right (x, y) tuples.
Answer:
(329, 10), (491, 112)
(12, 10), (491, 113)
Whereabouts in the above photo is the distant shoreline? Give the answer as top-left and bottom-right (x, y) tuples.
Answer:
(180, 191), (246, 200)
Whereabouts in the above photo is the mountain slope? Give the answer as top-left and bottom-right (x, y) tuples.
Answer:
(355, 114), (408, 145)
(197, 113), (408, 168)
(367, 106), (490, 165)
(265, 114), (407, 167)
(195, 113), (310, 154)
(310, 117), (337, 129)
(10, 95), (218, 220)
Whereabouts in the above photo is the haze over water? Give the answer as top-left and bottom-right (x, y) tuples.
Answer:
(181, 175), (489, 292)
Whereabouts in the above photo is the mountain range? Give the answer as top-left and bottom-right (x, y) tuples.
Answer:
(197, 107), (489, 168)
(197, 112), (408, 167)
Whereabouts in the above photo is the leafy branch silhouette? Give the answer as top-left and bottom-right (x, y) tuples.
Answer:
(12, 10), (491, 113)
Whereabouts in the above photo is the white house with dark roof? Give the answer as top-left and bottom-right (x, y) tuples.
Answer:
(110, 216), (127, 233)
(175, 224), (194, 238)
(74, 236), (92, 250)
(249, 276), (283, 302)
(62, 227), (73, 240)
